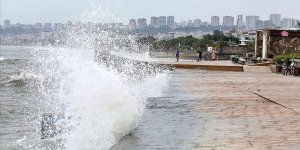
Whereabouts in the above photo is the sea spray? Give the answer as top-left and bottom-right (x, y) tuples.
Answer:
(63, 61), (140, 149)
(28, 34), (168, 149)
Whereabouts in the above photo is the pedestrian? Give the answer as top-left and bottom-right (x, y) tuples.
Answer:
(197, 51), (203, 62)
(175, 49), (180, 62)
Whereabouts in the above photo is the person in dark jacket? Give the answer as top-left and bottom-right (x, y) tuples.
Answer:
(175, 50), (180, 62)
(197, 51), (203, 62)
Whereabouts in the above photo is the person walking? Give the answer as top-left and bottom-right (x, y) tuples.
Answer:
(197, 50), (203, 62)
(175, 49), (180, 62)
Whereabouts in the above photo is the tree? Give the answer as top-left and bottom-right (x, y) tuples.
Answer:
(147, 34), (241, 50)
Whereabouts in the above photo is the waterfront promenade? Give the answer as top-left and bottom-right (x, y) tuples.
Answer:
(112, 61), (300, 149)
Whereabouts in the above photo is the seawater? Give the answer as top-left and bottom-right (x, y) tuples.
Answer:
(0, 46), (168, 149)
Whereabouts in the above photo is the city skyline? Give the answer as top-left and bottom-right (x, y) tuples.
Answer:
(1, 0), (300, 24)
(3, 13), (299, 28)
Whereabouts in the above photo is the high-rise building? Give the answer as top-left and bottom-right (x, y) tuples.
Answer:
(158, 16), (166, 27)
(255, 20), (264, 29)
(128, 19), (136, 30)
(263, 20), (274, 28)
(137, 18), (147, 29)
(4, 20), (10, 27)
(222, 16), (234, 27)
(281, 18), (293, 29)
(150, 17), (159, 27)
(193, 19), (201, 27)
(187, 20), (193, 27)
(181, 21), (187, 27)
(246, 16), (259, 29)
(270, 14), (281, 27)
(202, 22), (209, 26)
(237, 15), (243, 28)
(292, 19), (300, 28)
(211, 16), (220, 26)
(167, 16), (175, 28)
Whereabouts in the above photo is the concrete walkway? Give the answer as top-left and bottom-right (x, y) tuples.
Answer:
(112, 68), (300, 149)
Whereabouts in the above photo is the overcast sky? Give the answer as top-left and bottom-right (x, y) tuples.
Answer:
(1, 0), (299, 25)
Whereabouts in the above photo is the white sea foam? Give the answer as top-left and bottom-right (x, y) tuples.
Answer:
(29, 44), (168, 150)
(7, 71), (45, 85)
(0, 57), (5, 61)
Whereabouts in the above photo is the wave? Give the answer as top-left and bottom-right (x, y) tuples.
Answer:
(0, 59), (29, 68)
(8, 71), (44, 83)
(0, 57), (25, 62)
(11, 6), (169, 150)
(0, 70), (43, 87)
(14, 46), (168, 149)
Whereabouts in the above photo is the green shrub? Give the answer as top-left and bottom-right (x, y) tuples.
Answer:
(274, 55), (283, 64)
(290, 54), (300, 59)
(276, 54), (300, 65)
(283, 55), (291, 64)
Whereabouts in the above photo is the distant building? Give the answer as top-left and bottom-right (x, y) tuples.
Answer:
(4, 20), (10, 27)
(158, 16), (166, 27)
(128, 19), (136, 30)
(256, 20), (264, 29)
(54, 23), (65, 30)
(202, 22), (209, 26)
(246, 16), (259, 29)
(292, 19), (299, 28)
(263, 20), (274, 29)
(239, 36), (250, 46)
(175, 22), (183, 28)
(34, 23), (43, 29)
(282, 18), (294, 29)
(137, 18), (147, 29)
(237, 15), (243, 28)
(42, 23), (52, 32)
(15, 23), (22, 27)
(211, 16), (220, 26)
(193, 19), (201, 27)
(181, 21), (187, 27)
(187, 20), (193, 27)
(167, 16), (175, 28)
(44, 23), (52, 28)
(270, 14), (281, 27)
(150, 17), (159, 27)
(223, 16), (234, 27)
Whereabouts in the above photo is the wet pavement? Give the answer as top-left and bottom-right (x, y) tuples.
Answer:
(112, 68), (300, 150)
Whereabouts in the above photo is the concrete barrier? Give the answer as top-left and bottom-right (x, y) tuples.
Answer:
(248, 62), (274, 66)
(162, 63), (244, 72)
